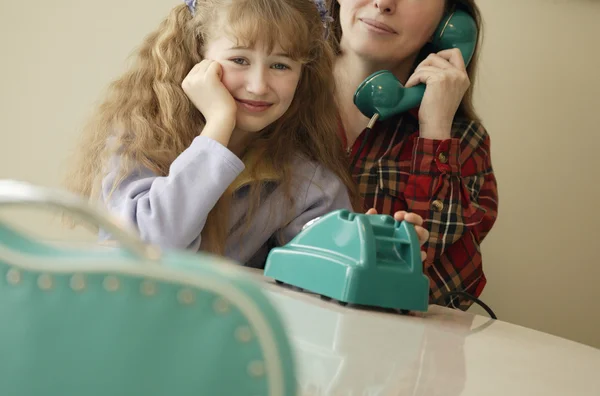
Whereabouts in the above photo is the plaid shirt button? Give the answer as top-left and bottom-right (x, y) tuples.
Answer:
(438, 152), (448, 163)
(432, 200), (444, 212)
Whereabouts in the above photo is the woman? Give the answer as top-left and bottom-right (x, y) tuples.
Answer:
(328, 0), (498, 309)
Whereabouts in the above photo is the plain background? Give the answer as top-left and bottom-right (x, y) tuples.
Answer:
(0, 0), (599, 348)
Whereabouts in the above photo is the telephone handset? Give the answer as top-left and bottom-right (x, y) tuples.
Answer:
(353, 9), (478, 123)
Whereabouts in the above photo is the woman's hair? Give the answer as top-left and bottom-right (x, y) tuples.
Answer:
(65, 0), (360, 254)
(326, 0), (483, 122)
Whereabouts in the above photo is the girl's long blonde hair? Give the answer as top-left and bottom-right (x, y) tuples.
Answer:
(65, 0), (360, 254)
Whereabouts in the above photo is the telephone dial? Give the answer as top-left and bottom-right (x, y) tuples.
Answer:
(353, 8), (478, 123)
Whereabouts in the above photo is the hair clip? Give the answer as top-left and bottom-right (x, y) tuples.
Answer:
(185, 0), (197, 16)
(312, 0), (334, 38)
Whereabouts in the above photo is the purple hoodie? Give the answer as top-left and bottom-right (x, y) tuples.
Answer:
(99, 136), (352, 268)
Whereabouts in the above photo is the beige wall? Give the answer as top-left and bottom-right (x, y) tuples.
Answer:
(470, 0), (600, 348)
(1, 0), (599, 348)
(0, 0), (179, 239)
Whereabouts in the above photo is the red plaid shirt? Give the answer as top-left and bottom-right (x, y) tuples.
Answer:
(342, 110), (498, 310)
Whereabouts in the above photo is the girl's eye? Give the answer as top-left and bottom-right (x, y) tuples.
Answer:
(272, 63), (290, 70)
(230, 58), (248, 66)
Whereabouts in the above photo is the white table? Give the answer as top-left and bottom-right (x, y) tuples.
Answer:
(259, 278), (600, 396)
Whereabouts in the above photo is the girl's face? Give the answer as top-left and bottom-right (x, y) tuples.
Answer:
(203, 34), (303, 135)
(337, 0), (445, 66)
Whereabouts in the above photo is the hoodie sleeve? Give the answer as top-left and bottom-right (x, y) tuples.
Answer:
(99, 135), (244, 251)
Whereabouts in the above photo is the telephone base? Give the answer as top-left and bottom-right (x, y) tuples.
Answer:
(263, 210), (430, 313)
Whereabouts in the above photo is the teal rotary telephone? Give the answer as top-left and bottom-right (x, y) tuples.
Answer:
(263, 11), (479, 314)
(264, 209), (430, 313)
(353, 8), (478, 122)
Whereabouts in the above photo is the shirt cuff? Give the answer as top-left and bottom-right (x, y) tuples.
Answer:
(411, 137), (461, 176)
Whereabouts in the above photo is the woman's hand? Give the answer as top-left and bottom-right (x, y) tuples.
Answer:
(366, 209), (430, 262)
(182, 60), (237, 143)
(404, 48), (470, 140)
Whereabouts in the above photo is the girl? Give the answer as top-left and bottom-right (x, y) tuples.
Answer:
(327, 0), (499, 309)
(65, 0), (429, 268)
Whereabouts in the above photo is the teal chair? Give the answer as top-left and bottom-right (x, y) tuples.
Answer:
(0, 180), (297, 396)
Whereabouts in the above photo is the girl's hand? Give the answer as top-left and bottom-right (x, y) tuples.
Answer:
(366, 208), (429, 262)
(404, 48), (470, 140)
(182, 60), (237, 129)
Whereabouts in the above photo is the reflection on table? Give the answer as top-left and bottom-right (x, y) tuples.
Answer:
(262, 281), (486, 396)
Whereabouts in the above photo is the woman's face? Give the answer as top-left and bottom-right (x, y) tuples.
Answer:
(337, 0), (446, 66)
